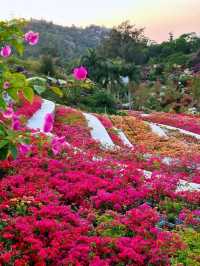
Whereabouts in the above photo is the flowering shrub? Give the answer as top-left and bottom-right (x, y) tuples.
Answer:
(0, 19), (39, 159)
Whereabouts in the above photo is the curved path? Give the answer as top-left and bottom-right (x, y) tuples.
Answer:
(141, 113), (200, 140)
(117, 128), (133, 148)
(147, 122), (168, 138)
(83, 112), (115, 148)
(157, 123), (200, 140)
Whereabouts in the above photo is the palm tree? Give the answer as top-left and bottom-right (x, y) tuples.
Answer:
(81, 49), (104, 82)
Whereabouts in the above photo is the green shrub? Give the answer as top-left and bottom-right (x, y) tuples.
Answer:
(172, 229), (200, 266)
(81, 90), (117, 114)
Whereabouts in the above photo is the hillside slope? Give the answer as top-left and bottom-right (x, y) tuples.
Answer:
(0, 99), (200, 265)
(24, 19), (109, 63)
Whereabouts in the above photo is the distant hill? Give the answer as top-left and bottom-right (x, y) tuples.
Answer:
(24, 19), (110, 65)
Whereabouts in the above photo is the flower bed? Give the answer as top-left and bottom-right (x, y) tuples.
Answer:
(16, 94), (42, 120)
(0, 131), (199, 265)
(129, 111), (200, 135)
(111, 115), (200, 158)
(52, 106), (100, 151)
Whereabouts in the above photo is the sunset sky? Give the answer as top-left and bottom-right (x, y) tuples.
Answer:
(1, 0), (200, 42)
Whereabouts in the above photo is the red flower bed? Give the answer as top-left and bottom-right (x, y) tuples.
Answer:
(52, 106), (100, 151)
(0, 105), (200, 265)
(16, 95), (42, 119)
(0, 134), (191, 265)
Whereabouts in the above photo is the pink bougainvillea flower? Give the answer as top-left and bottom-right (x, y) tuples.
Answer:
(24, 31), (39, 46)
(43, 113), (54, 133)
(2, 107), (14, 119)
(0, 45), (12, 57)
(73, 66), (88, 81)
(19, 143), (32, 156)
(3, 81), (10, 89)
(12, 115), (21, 130)
(51, 136), (66, 155)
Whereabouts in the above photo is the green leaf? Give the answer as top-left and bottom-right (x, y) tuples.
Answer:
(50, 86), (63, 97)
(0, 124), (6, 136)
(0, 145), (9, 160)
(7, 88), (19, 101)
(0, 97), (6, 109)
(33, 85), (46, 95)
(9, 144), (17, 160)
(23, 87), (34, 103)
(11, 38), (24, 56)
(0, 140), (9, 149)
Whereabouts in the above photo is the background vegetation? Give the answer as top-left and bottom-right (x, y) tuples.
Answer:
(9, 19), (200, 114)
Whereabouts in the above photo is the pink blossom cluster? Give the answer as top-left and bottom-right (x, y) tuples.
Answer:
(1, 106), (21, 130)
(1, 31), (39, 58)
(73, 66), (88, 81)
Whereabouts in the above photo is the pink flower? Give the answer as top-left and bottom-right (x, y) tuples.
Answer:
(19, 143), (32, 156)
(51, 136), (66, 155)
(12, 116), (21, 130)
(2, 107), (14, 119)
(0, 45), (12, 57)
(3, 81), (10, 89)
(24, 31), (39, 46)
(43, 113), (54, 133)
(73, 66), (88, 81)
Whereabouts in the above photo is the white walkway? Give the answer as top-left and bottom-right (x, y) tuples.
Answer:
(27, 99), (55, 132)
(147, 122), (168, 138)
(176, 179), (200, 192)
(140, 114), (200, 140)
(83, 113), (115, 149)
(117, 128), (133, 148)
(158, 123), (200, 140)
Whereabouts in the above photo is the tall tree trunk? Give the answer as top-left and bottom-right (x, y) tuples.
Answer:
(128, 83), (133, 110)
(128, 88), (131, 110)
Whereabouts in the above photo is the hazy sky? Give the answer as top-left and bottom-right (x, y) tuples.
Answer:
(1, 0), (200, 42)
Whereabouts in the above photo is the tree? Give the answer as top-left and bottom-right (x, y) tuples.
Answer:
(81, 49), (104, 82)
(98, 21), (149, 64)
(40, 55), (55, 76)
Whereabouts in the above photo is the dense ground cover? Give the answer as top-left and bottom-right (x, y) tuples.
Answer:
(0, 129), (199, 265)
(1, 103), (200, 265)
(129, 111), (200, 135)
(110, 115), (200, 158)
